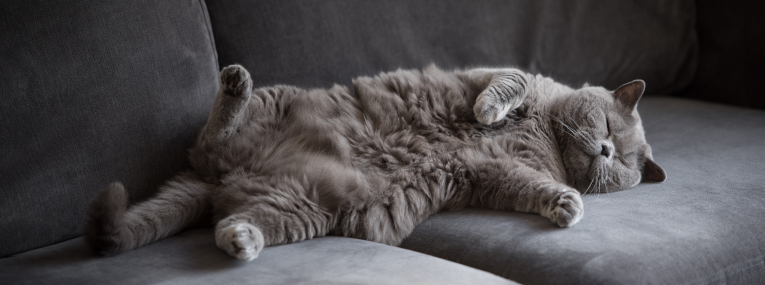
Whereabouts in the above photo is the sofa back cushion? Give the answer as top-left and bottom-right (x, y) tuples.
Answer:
(205, 0), (697, 94)
(0, 0), (219, 257)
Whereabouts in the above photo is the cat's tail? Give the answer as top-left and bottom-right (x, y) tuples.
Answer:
(84, 171), (214, 256)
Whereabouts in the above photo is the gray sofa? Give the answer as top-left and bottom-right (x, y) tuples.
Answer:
(2, 1), (764, 284)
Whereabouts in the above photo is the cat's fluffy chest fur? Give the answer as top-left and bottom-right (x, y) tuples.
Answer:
(85, 65), (665, 261)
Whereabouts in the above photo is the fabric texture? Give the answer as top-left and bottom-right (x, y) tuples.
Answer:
(400, 96), (765, 284)
(205, 0), (697, 94)
(0, 0), (219, 257)
(0, 227), (516, 285)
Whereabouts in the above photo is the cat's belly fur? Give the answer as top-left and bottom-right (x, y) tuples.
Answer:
(191, 74), (560, 244)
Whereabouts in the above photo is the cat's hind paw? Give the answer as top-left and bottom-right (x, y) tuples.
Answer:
(84, 182), (133, 256)
(220, 64), (252, 99)
(215, 223), (264, 261)
(549, 190), (584, 227)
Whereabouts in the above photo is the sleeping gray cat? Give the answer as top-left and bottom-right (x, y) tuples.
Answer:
(85, 65), (666, 261)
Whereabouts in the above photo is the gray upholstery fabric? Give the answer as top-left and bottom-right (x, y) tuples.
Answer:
(0, 0), (219, 257)
(401, 96), (765, 284)
(205, 0), (697, 94)
(681, 1), (765, 109)
(0, 228), (516, 285)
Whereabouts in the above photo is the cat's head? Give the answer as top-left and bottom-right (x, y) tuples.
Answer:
(554, 80), (666, 194)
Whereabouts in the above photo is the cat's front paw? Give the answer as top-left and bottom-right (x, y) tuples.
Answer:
(220, 64), (252, 99)
(215, 223), (264, 261)
(473, 86), (524, 125)
(549, 190), (584, 227)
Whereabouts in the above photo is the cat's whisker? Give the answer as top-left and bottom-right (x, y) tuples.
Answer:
(582, 175), (596, 196)
(570, 114), (582, 130)
(564, 118), (594, 146)
(604, 163), (611, 195)
(596, 162), (608, 201)
(553, 126), (579, 144)
(550, 115), (576, 136)
(599, 168), (604, 195)
(576, 131), (592, 147)
(562, 112), (586, 137)
(551, 115), (588, 146)
(599, 162), (611, 201)
(592, 167), (601, 201)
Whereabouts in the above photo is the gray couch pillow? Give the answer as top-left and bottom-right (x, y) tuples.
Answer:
(206, 0), (697, 94)
(0, 0), (219, 257)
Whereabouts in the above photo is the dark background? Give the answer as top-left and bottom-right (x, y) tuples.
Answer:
(680, 1), (765, 109)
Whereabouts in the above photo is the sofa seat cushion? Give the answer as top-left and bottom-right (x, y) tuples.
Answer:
(400, 97), (765, 284)
(0, 227), (516, 285)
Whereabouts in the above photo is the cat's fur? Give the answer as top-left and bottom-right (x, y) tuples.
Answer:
(85, 65), (666, 261)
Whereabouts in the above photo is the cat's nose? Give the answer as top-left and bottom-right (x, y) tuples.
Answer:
(600, 143), (613, 157)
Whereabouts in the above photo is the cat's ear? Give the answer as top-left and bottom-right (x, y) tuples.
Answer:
(641, 157), (666, 183)
(613, 80), (645, 111)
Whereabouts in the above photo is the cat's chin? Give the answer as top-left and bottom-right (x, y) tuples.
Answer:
(584, 156), (613, 186)
(582, 156), (644, 193)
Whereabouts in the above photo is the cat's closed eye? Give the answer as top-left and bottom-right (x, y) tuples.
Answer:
(605, 118), (612, 136)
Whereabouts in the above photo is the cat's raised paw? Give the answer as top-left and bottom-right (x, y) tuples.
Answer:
(473, 87), (523, 125)
(549, 190), (584, 227)
(220, 65), (252, 99)
(215, 223), (264, 261)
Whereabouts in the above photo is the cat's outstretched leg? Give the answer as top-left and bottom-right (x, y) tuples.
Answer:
(201, 64), (253, 146)
(464, 68), (529, 125)
(465, 158), (584, 227)
(477, 175), (583, 227)
(214, 204), (333, 262)
(213, 173), (333, 261)
(513, 185), (583, 227)
(84, 172), (214, 256)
